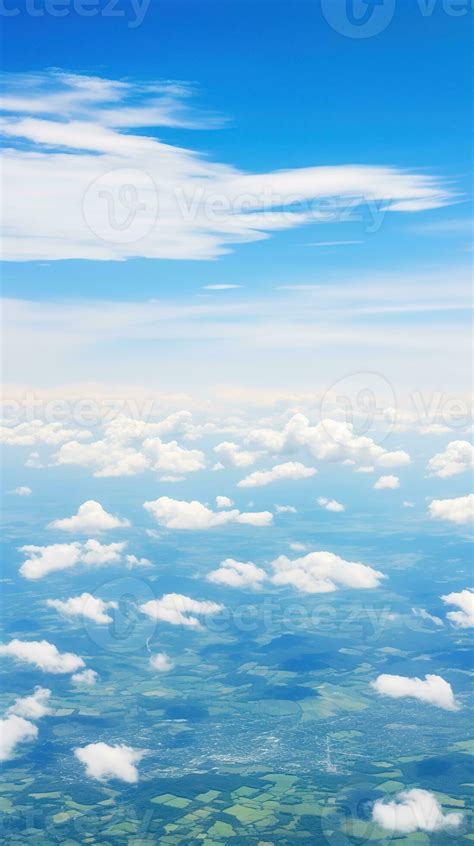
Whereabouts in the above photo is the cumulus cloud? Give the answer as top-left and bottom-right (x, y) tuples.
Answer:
(143, 496), (272, 530)
(19, 539), (128, 580)
(237, 461), (317, 488)
(139, 593), (224, 627)
(429, 494), (473, 525)
(216, 495), (233, 508)
(247, 414), (410, 470)
(7, 687), (52, 720)
(0, 419), (91, 446)
(427, 440), (474, 478)
(270, 550), (385, 594)
(371, 673), (459, 711)
(74, 743), (144, 783)
(54, 438), (149, 477)
(213, 441), (260, 468)
(72, 669), (98, 686)
(48, 500), (130, 533)
(47, 593), (118, 625)
(207, 558), (267, 588)
(374, 475), (400, 490)
(0, 639), (84, 674)
(0, 715), (38, 761)
(372, 789), (463, 833)
(10, 486), (32, 496)
(317, 496), (345, 512)
(149, 653), (175, 672)
(275, 504), (297, 513)
(441, 589), (474, 628)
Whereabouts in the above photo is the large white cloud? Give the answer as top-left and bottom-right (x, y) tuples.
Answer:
(270, 550), (385, 594)
(7, 687), (52, 720)
(237, 461), (316, 488)
(372, 789), (463, 834)
(19, 539), (128, 580)
(441, 589), (474, 628)
(74, 743), (144, 783)
(371, 673), (459, 711)
(143, 496), (272, 530)
(207, 558), (267, 588)
(48, 500), (130, 533)
(0, 639), (84, 674)
(0, 71), (452, 263)
(139, 593), (224, 627)
(427, 440), (474, 478)
(428, 494), (473, 525)
(47, 593), (118, 625)
(0, 715), (38, 761)
(246, 414), (410, 470)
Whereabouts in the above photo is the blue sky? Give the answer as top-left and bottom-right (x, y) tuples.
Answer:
(3, 0), (471, 398)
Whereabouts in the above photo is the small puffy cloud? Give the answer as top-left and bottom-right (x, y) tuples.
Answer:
(441, 589), (474, 628)
(48, 500), (130, 534)
(74, 743), (144, 783)
(275, 504), (297, 514)
(0, 639), (84, 674)
(0, 715), (38, 761)
(289, 542), (306, 552)
(10, 486), (32, 496)
(271, 551), (384, 594)
(149, 653), (175, 672)
(429, 494), (473, 525)
(207, 558), (267, 588)
(143, 496), (272, 530)
(7, 687), (52, 720)
(139, 593), (224, 628)
(427, 440), (474, 478)
(317, 496), (345, 513)
(403, 500), (415, 508)
(47, 593), (118, 625)
(72, 669), (98, 686)
(372, 788), (463, 834)
(213, 441), (260, 468)
(374, 475), (400, 490)
(371, 673), (459, 711)
(238, 461), (317, 489)
(143, 437), (205, 475)
(19, 539), (127, 580)
(216, 495), (233, 508)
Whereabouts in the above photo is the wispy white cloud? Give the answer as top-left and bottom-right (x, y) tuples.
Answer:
(0, 71), (455, 263)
